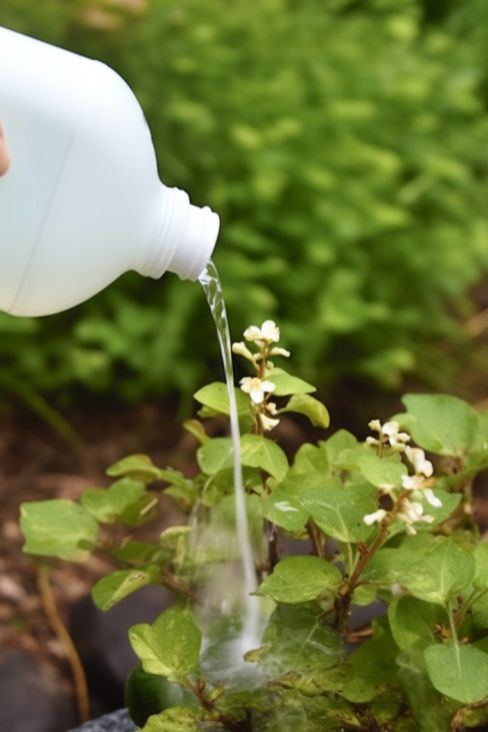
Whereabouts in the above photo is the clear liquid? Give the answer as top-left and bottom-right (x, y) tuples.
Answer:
(199, 260), (261, 649)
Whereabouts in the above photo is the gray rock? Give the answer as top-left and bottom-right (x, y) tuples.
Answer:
(69, 586), (173, 708)
(66, 708), (137, 731)
(0, 650), (77, 732)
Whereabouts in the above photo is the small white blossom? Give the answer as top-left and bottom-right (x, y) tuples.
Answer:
(424, 488), (442, 509)
(368, 419), (382, 432)
(259, 413), (280, 432)
(367, 418), (410, 450)
(405, 446), (433, 478)
(363, 508), (387, 526)
(240, 376), (275, 404)
(260, 320), (280, 342)
(269, 346), (290, 358)
(267, 401), (278, 415)
(366, 436), (380, 447)
(397, 499), (434, 534)
(243, 325), (262, 343)
(231, 341), (255, 362)
(244, 320), (280, 345)
(382, 421), (400, 437)
(401, 474), (425, 491)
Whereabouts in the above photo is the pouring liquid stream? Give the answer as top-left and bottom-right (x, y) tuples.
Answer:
(199, 260), (260, 648)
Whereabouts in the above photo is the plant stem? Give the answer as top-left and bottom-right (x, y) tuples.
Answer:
(37, 564), (90, 723)
(184, 677), (248, 732)
(160, 570), (200, 603)
(336, 491), (408, 630)
(308, 520), (323, 557)
(447, 603), (459, 644)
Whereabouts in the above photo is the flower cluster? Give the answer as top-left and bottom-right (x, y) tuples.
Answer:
(367, 419), (410, 452)
(232, 320), (289, 433)
(363, 432), (441, 536)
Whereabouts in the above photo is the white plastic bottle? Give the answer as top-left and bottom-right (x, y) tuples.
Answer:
(0, 27), (220, 317)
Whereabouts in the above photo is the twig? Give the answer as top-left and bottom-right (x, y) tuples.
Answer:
(37, 564), (90, 723)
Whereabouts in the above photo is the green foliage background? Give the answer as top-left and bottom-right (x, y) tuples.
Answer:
(1, 0), (487, 401)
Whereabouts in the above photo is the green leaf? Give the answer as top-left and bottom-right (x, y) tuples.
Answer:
(182, 419), (208, 444)
(240, 434), (289, 480)
(106, 454), (162, 483)
(280, 394), (330, 428)
(363, 533), (437, 585)
(425, 643), (488, 704)
(140, 707), (201, 732)
(300, 481), (377, 543)
(322, 430), (359, 467)
(346, 622), (398, 699)
(193, 381), (249, 416)
(92, 565), (160, 611)
(357, 450), (407, 489)
(388, 597), (445, 650)
(112, 541), (160, 565)
(262, 485), (309, 533)
(197, 437), (233, 475)
(20, 500), (99, 560)
(126, 666), (197, 728)
(129, 608), (202, 683)
(255, 556), (342, 603)
(395, 394), (480, 457)
(474, 543), (488, 590)
(159, 469), (197, 510)
(397, 649), (452, 732)
(264, 692), (359, 732)
(256, 603), (343, 675)
(402, 539), (475, 606)
(266, 367), (315, 396)
(288, 442), (329, 476)
(80, 478), (146, 524)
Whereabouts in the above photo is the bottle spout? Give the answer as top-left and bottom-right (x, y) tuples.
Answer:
(138, 186), (220, 281)
(167, 201), (220, 281)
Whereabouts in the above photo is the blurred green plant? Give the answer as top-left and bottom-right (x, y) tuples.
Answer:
(1, 0), (487, 403)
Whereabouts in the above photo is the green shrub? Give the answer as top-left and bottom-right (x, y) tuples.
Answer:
(1, 0), (487, 401)
(20, 321), (488, 730)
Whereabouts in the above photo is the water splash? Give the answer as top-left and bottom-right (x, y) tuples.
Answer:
(199, 260), (261, 651)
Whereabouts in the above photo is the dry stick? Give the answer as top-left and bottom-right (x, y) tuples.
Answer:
(37, 564), (90, 723)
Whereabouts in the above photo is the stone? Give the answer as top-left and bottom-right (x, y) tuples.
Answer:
(66, 708), (136, 732)
(69, 585), (173, 709)
(0, 649), (77, 732)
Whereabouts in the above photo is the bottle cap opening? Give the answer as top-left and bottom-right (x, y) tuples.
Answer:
(138, 186), (220, 281)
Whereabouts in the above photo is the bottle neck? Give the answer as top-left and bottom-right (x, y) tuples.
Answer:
(138, 186), (220, 281)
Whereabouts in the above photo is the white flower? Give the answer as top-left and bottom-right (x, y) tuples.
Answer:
(363, 509), (387, 526)
(366, 436), (380, 447)
(382, 421), (400, 437)
(424, 488), (442, 509)
(259, 413), (280, 431)
(401, 474), (424, 491)
(260, 320), (280, 342)
(269, 346), (290, 358)
(231, 341), (255, 362)
(243, 325), (262, 343)
(368, 419), (382, 432)
(266, 401), (278, 415)
(405, 446), (433, 478)
(244, 320), (280, 345)
(240, 376), (275, 404)
(397, 499), (434, 534)
(382, 421), (410, 449)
